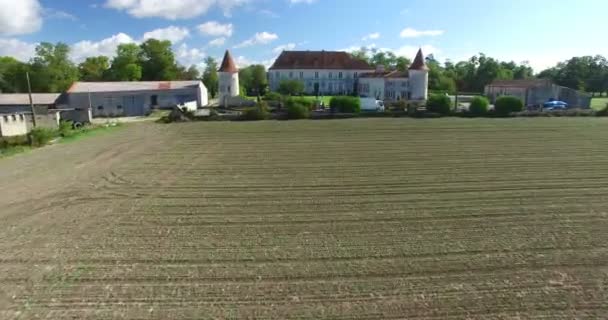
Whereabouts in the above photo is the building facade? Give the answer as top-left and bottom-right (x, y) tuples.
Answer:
(485, 79), (591, 108)
(268, 51), (374, 96)
(65, 81), (208, 117)
(358, 49), (429, 102)
(0, 113), (28, 137)
(218, 50), (240, 102)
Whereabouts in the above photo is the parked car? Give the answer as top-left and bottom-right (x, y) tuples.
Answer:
(543, 100), (568, 111)
(360, 98), (385, 112)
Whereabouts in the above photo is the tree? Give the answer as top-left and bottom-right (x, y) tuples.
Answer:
(139, 39), (179, 81)
(0, 57), (29, 93)
(78, 56), (109, 81)
(107, 43), (142, 81)
(29, 42), (79, 92)
(239, 64), (268, 96)
(202, 57), (219, 98)
(177, 65), (200, 80)
(395, 57), (411, 72)
(495, 96), (524, 115)
(278, 79), (304, 96)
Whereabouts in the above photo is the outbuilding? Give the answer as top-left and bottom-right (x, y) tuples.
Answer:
(0, 93), (61, 114)
(65, 81), (208, 117)
(485, 79), (591, 108)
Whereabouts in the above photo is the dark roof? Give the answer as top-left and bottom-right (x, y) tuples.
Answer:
(409, 49), (428, 71)
(219, 50), (238, 73)
(67, 81), (202, 93)
(488, 79), (552, 88)
(360, 70), (408, 79)
(270, 51), (373, 70)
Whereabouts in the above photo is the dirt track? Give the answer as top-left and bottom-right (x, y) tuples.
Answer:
(0, 119), (607, 319)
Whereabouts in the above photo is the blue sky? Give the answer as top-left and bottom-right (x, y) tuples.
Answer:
(0, 0), (606, 72)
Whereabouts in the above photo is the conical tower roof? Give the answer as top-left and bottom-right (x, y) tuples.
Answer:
(218, 50), (238, 73)
(409, 48), (428, 71)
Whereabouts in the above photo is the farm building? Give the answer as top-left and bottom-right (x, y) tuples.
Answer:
(0, 112), (29, 137)
(0, 93), (61, 114)
(65, 81), (209, 117)
(485, 79), (592, 108)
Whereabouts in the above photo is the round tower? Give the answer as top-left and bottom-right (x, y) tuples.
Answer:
(218, 50), (239, 102)
(408, 48), (429, 102)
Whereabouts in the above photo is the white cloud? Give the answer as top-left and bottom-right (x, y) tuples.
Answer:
(234, 55), (274, 69)
(142, 26), (189, 43)
(259, 9), (279, 18)
(234, 32), (278, 48)
(43, 8), (77, 21)
(0, 38), (37, 61)
(400, 27), (444, 38)
(105, 0), (248, 19)
(362, 32), (380, 41)
(70, 33), (136, 62)
(273, 43), (296, 53)
(208, 37), (226, 47)
(197, 21), (233, 37)
(0, 0), (43, 35)
(176, 43), (205, 68)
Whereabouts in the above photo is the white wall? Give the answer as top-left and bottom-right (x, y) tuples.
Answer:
(269, 69), (373, 94)
(198, 82), (209, 107)
(358, 78), (386, 100)
(219, 72), (239, 101)
(0, 113), (28, 137)
(409, 70), (429, 101)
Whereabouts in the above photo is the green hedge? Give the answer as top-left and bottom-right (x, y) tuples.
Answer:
(286, 96), (316, 110)
(287, 104), (310, 119)
(495, 96), (524, 115)
(29, 127), (57, 147)
(241, 102), (270, 120)
(426, 94), (452, 115)
(330, 96), (361, 113)
(469, 96), (489, 116)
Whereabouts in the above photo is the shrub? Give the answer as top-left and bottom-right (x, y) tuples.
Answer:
(287, 104), (310, 119)
(29, 127), (57, 147)
(278, 80), (304, 96)
(263, 92), (282, 101)
(58, 120), (76, 138)
(330, 96), (361, 113)
(426, 94), (452, 115)
(597, 106), (608, 117)
(387, 100), (407, 111)
(241, 102), (270, 121)
(468, 96), (489, 116)
(495, 96), (524, 116)
(286, 96), (316, 110)
(0, 135), (29, 149)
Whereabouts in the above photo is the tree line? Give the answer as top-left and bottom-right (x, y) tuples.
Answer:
(1, 41), (607, 97)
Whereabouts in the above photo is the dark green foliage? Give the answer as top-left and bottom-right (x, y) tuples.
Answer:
(139, 39), (179, 81)
(596, 106), (608, 116)
(78, 56), (110, 81)
(495, 96), (524, 115)
(330, 96), (361, 113)
(29, 127), (57, 147)
(278, 80), (304, 96)
(0, 135), (29, 148)
(469, 96), (490, 116)
(426, 94), (452, 115)
(287, 104), (310, 119)
(202, 57), (219, 98)
(241, 102), (270, 120)
(286, 97), (316, 110)
(263, 92), (282, 101)
(239, 65), (268, 96)
(387, 100), (407, 111)
(58, 120), (77, 137)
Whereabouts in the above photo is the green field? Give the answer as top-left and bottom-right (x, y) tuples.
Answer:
(591, 97), (608, 110)
(1, 118), (607, 318)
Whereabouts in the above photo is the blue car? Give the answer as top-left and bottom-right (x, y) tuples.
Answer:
(543, 100), (568, 111)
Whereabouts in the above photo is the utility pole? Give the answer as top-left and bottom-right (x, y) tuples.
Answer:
(26, 72), (37, 128)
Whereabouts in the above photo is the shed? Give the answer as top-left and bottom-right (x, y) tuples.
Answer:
(0, 93), (61, 114)
(485, 79), (591, 108)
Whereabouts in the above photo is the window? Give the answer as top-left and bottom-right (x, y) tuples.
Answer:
(275, 72), (280, 79)
(11, 115), (17, 121)
(315, 72), (319, 79)
(299, 72), (304, 79)
(19, 114), (24, 120)
(117, 105), (123, 109)
(329, 72), (333, 79)
(354, 72), (358, 78)
(338, 72), (343, 79)
(97, 106), (103, 110)
(228, 86), (231, 92)
(289, 72), (293, 78)
(2, 115), (8, 122)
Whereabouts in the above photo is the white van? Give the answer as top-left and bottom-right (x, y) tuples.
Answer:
(360, 98), (385, 112)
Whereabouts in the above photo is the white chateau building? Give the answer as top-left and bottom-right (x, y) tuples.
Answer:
(218, 50), (239, 102)
(268, 49), (429, 102)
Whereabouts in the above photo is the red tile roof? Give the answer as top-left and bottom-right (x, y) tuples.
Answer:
(409, 49), (428, 71)
(270, 51), (373, 70)
(360, 70), (408, 78)
(219, 50), (238, 73)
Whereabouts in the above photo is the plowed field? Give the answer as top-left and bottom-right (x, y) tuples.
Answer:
(1, 119), (607, 319)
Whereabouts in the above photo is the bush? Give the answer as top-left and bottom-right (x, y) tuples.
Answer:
(468, 96), (489, 116)
(330, 96), (361, 113)
(0, 135), (29, 149)
(287, 104), (310, 119)
(286, 96), (316, 110)
(241, 102), (270, 120)
(387, 100), (407, 111)
(597, 106), (608, 117)
(263, 92), (282, 101)
(58, 120), (77, 137)
(29, 127), (57, 147)
(426, 94), (452, 115)
(495, 96), (524, 116)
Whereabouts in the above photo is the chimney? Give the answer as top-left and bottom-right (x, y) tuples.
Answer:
(376, 65), (385, 73)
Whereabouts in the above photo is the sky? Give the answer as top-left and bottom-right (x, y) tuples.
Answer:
(0, 0), (606, 72)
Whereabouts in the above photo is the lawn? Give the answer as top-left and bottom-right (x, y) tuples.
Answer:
(591, 97), (608, 110)
(1, 118), (607, 319)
